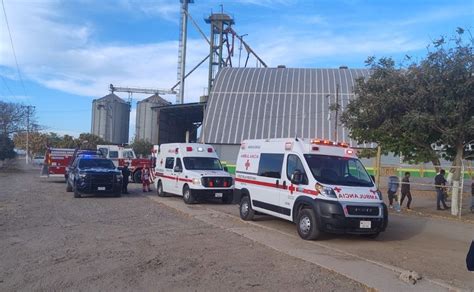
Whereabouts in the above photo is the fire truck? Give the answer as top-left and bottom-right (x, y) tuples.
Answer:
(41, 148), (76, 178)
(97, 145), (152, 183)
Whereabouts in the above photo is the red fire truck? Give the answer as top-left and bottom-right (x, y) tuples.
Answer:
(41, 148), (76, 178)
(97, 145), (152, 183)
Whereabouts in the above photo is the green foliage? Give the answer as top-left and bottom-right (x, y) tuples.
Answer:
(341, 29), (473, 165)
(131, 138), (153, 158)
(0, 134), (16, 160)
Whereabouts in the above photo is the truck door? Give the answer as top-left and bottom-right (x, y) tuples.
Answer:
(282, 154), (309, 219)
(253, 153), (283, 214)
(163, 157), (175, 193)
(173, 158), (183, 193)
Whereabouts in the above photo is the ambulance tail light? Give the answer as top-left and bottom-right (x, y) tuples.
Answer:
(186, 147), (193, 152)
(311, 146), (319, 151)
(207, 147), (213, 153)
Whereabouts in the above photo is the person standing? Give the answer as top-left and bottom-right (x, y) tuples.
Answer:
(434, 169), (449, 210)
(141, 166), (152, 192)
(400, 172), (412, 210)
(121, 162), (130, 194)
(387, 176), (399, 209)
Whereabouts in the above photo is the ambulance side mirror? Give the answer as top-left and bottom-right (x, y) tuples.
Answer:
(370, 175), (375, 183)
(223, 166), (228, 172)
(291, 170), (303, 185)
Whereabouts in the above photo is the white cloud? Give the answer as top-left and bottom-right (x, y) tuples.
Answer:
(0, 0), (209, 103)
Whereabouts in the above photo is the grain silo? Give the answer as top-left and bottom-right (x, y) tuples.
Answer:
(91, 93), (130, 144)
(135, 94), (170, 144)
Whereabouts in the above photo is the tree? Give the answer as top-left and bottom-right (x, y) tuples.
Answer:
(77, 133), (107, 149)
(341, 28), (473, 215)
(131, 138), (153, 158)
(13, 131), (49, 157)
(0, 134), (16, 160)
(0, 101), (38, 136)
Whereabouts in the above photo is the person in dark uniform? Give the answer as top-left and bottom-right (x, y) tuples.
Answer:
(121, 162), (131, 194)
(400, 172), (412, 210)
(434, 169), (448, 210)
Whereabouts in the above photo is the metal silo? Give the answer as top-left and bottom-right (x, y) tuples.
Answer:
(91, 93), (130, 144)
(135, 94), (170, 144)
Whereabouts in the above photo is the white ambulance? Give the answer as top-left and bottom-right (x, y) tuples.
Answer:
(235, 138), (388, 240)
(153, 143), (234, 204)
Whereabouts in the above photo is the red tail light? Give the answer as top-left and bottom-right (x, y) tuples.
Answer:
(209, 180), (214, 187)
(186, 147), (193, 152)
(207, 148), (213, 153)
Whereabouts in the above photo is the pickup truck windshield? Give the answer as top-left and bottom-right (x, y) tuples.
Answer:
(304, 154), (374, 187)
(79, 159), (115, 170)
(183, 157), (223, 170)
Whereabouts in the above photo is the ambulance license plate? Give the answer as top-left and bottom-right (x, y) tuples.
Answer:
(215, 193), (223, 198)
(360, 220), (371, 229)
(98, 187), (106, 191)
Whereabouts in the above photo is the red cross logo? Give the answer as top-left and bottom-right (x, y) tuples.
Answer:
(369, 189), (376, 194)
(176, 176), (179, 182)
(245, 160), (251, 170)
(334, 187), (341, 193)
(288, 184), (295, 194)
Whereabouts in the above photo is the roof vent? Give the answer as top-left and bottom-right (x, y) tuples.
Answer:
(339, 66), (349, 69)
(277, 65), (286, 68)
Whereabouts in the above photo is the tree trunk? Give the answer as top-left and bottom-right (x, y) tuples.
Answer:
(431, 156), (441, 173)
(450, 142), (464, 216)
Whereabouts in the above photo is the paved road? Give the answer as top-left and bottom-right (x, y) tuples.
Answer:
(0, 161), (364, 291)
(200, 198), (474, 290)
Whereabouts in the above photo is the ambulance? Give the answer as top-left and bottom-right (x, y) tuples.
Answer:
(235, 138), (388, 240)
(153, 143), (234, 204)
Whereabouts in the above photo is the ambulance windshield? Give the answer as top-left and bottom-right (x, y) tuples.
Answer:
(304, 154), (374, 187)
(183, 157), (223, 170)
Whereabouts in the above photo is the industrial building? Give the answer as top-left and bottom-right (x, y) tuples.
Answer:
(91, 93), (130, 144)
(201, 67), (370, 163)
(135, 94), (170, 144)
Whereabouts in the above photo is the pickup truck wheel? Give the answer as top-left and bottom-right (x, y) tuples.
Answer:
(296, 208), (320, 240)
(182, 185), (195, 204)
(73, 181), (81, 198)
(66, 180), (72, 192)
(133, 170), (142, 183)
(239, 196), (254, 221)
(157, 181), (165, 197)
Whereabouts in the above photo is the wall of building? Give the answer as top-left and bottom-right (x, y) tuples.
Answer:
(91, 94), (130, 144)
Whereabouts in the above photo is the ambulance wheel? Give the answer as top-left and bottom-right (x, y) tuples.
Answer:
(239, 196), (254, 221)
(157, 181), (165, 197)
(182, 185), (195, 204)
(222, 193), (233, 204)
(296, 208), (320, 240)
(73, 182), (81, 198)
(133, 170), (142, 183)
(66, 180), (72, 192)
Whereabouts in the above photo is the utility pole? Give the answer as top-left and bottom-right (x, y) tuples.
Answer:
(334, 84), (339, 141)
(25, 105), (34, 164)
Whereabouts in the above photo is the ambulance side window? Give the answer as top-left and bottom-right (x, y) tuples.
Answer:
(109, 151), (118, 159)
(165, 157), (174, 169)
(286, 154), (308, 185)
(257, 153), (284, 179)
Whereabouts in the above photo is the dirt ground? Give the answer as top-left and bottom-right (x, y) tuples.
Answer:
(0, 159), (365, 291)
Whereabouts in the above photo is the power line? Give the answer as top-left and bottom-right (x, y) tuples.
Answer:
(1, 75), (15, 96)
(1, 0), (27, 97)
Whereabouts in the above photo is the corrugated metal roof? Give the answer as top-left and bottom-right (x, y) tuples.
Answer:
(94, 93), (128, 104)
(202, 67), (370, 147)
(138, 94), (170, 105)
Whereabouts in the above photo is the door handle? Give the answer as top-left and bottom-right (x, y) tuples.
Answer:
(276, 180), (279, 187)
(282, 181), (287, 188)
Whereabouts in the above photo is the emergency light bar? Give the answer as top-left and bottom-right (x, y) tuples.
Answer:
(310, 139), (349, 148)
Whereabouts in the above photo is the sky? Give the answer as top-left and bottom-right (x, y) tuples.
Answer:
(1, 0), (473, 140)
